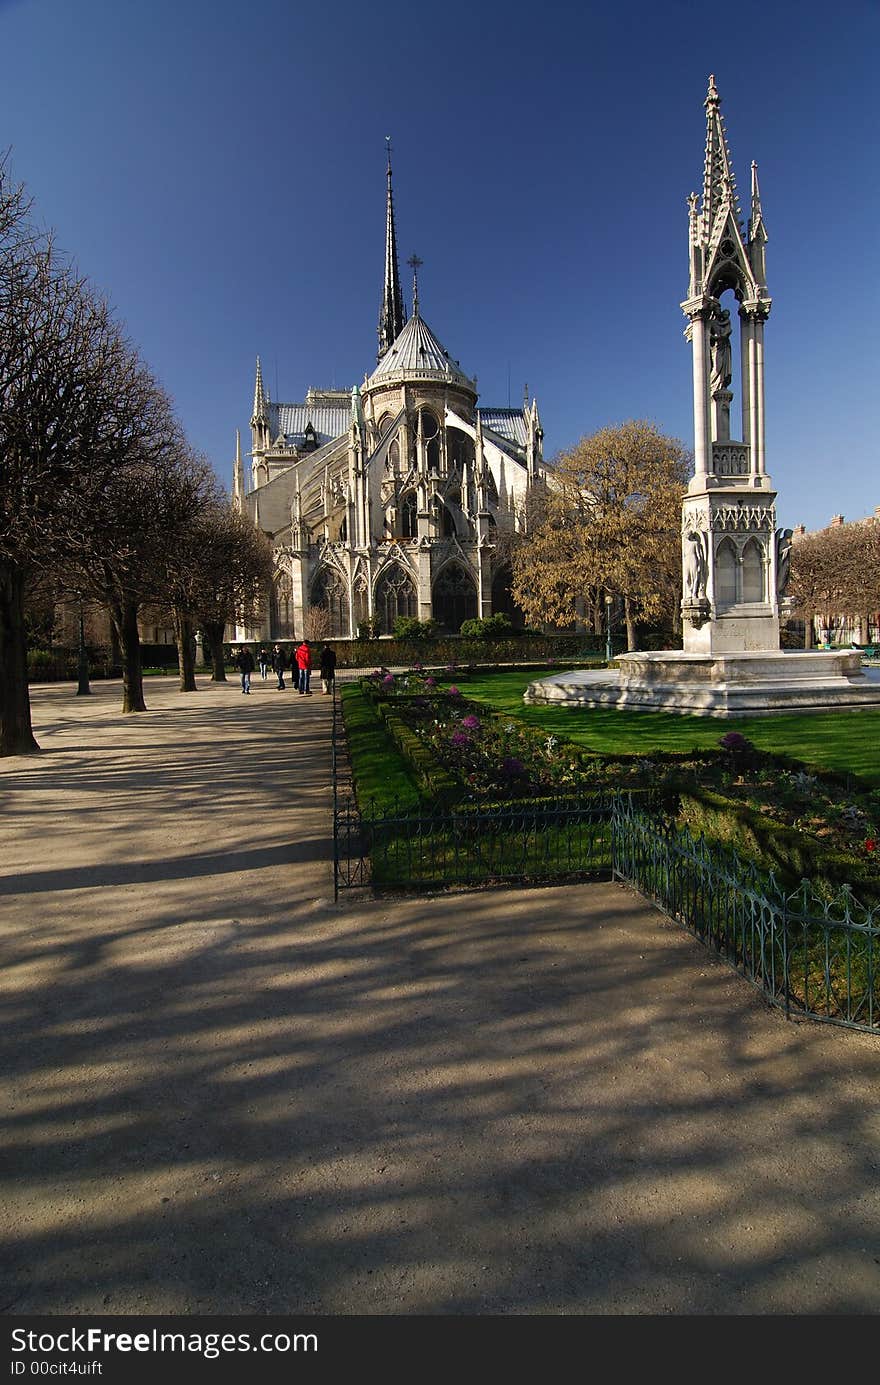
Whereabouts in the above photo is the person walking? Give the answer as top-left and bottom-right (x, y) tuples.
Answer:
(258, 647), (270, 680)
(272, 644), (288, 690)
(294, 639), (313, 695)
(235, 646), (255, 694)
(319, 644), (337, 695)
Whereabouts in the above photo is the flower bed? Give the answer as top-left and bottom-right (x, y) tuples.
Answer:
(358, 670), (879, 895)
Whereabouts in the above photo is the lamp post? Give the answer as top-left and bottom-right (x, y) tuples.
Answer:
(605, 592), (613, 665)
(76, 597), (91, 696)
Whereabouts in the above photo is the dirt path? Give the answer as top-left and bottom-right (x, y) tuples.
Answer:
(1, 676), (878, 1314)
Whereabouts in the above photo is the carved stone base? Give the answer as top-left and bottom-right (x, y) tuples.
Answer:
(524, 650), (880, 718)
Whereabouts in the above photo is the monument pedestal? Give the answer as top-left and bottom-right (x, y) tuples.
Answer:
(525, 650), (880, 718)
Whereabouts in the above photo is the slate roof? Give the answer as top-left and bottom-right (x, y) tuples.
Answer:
(269, 403), (349, 449)
(368, 313), (475, 391)
(480, 408), (528, 450)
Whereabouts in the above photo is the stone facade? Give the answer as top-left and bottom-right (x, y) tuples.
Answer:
(233, 153), (544, 642)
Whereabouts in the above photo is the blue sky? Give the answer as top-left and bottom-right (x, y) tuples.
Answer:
(1, 0), (877, 531)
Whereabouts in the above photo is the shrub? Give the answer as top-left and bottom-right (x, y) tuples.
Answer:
(392, 616), (438, 641)
(458, 613), (516, 640)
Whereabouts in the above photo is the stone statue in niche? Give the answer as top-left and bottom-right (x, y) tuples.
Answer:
(683, 530), (709, 602)
(709, 307), (733, 393)
(775, 527), (793, 596)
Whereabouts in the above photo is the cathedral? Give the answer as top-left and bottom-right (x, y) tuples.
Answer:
(232, 148), (545, 641)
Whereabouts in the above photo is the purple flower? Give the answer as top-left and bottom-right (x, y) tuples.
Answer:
(448, 685), (461, 699)
(382, 673), (395, 688)
(501, 756), (526, 778)
(461, 715), (481, 732)
(450, 731), (470, 749)
(425, 676), (437, 689)
(719, 732), (751, 753)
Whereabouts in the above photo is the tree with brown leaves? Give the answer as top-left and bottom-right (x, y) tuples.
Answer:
(509, 421), (691, 649)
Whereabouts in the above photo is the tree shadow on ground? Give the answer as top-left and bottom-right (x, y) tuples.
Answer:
(1, 682), (879, 1315)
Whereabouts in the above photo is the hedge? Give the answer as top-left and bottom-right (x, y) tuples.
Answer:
(676, 787), (879, 903)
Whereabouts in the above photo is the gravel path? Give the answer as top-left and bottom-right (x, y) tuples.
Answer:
(1, 675), (878, 1315)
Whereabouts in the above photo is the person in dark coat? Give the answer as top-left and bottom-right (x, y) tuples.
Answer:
(235, 647), (255, 694)
(319, 645), (337, 694)
(272, 644), (288, 690)
(258, 647), (270, 680)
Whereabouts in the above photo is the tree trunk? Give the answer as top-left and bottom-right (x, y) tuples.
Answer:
(624, 594), (636, 652)
(803, 613), (813, 650)
(0, 560), (40, 755)
(111, 599), (147, 712)
(174, 611), (197, 692)
(204, 621), (227, 681)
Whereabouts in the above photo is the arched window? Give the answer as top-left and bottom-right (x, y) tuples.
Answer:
(741, 539), (764, 603)
(374, 564), (417, 634)
(419, 409), (441, 473)
(377, 412), (393, 437)
(401, 491), (418, 539)
(447, 428), (474, 472)
(310, 566), (350, 638)
(433, 562), (477, 632)
(436, 497), (456, 537)
(715, 538), (737, 605)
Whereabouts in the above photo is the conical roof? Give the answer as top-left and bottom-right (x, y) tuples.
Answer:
(367, 311), (475, 393)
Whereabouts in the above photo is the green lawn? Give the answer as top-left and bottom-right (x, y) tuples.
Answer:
(339, 683), (421, 809)
(460, 670), (880, 786)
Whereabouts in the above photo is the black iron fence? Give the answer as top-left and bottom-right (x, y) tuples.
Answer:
(334, 792), (616, 894)
(612, 798), (879, 1034)
(331, 687), (880, 1035)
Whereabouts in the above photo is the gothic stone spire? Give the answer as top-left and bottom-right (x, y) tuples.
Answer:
(701, 74), (741, 245)
(377, 138), (406, 360)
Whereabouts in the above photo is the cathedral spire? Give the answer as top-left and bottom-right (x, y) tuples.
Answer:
(233, 428), (244, 506)
(377, 137), (406, 360)
(749, 160), (766, 241)
(251, 356), (267, 427)
(701, 75), (741, 241)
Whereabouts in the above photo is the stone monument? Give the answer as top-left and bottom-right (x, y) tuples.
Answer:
(526, 77), (880, 716)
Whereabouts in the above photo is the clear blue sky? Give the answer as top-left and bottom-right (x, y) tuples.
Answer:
(1, 0), (877, 531)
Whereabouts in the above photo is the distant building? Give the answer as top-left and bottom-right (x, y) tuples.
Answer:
(233, 148), (545, 640)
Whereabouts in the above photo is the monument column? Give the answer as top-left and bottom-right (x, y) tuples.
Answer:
(685, 306), (712, 482)
(753, 312), (767, 476)
(739, 308), (754, 470)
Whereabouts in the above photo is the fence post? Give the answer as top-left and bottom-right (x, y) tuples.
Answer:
(331, 685), (339, 902)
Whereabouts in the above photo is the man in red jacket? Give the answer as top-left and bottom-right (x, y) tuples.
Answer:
(294, 640), (312, 695)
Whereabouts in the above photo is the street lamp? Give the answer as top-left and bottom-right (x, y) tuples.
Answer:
(604, 592), (613, 665)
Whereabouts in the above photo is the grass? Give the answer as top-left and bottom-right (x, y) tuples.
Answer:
(459, 670), (880, 786)
(339, 683), (421, 810)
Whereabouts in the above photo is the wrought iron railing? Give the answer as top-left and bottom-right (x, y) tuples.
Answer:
(334, 793), (615, 894)
(612, 798), (879, 1034)
(331, 690), (879, 1034)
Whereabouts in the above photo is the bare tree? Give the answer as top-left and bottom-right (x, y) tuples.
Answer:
(186, 507), (275, 682)
(66, 418), (210, 713)
(1, 160), (169, 752)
